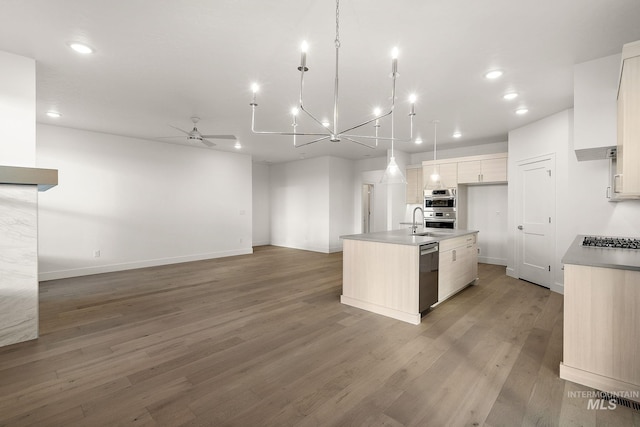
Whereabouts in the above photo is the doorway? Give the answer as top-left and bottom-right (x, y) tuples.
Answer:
(516, 155), (555, 288)
(362, 184), (374, 233)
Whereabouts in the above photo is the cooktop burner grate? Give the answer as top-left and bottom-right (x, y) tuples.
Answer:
(582, 236), (640, 250)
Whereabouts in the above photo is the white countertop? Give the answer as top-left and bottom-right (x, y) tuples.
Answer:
(340, 227), (478, 246)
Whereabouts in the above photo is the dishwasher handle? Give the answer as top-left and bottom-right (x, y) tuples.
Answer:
(420, 244), (438, 255)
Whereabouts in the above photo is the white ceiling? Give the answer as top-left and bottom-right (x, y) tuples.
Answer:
(2, 0), (640, 164)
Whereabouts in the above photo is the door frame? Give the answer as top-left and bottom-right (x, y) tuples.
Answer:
(514, 153), (556, 287)
(361, 183), (375, 233)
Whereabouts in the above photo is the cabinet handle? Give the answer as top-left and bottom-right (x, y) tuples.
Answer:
(452, 249), (457, 262)
(613, 174), (622, 193)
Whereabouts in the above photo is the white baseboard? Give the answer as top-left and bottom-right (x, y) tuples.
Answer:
(551, 281), (564, 295)
(506, 267), (517, 278)
(252, 240), (271, 247)
(39, 248), (254, 281)
(340, 295), (421, 325)
(478, 256), (507, 266)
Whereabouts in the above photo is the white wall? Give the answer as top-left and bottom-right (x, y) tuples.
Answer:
(410, 141), (508, 165)
(252, 162), (270, 246)
(269, 156), (355, 253)
(0, 51), (35, 167)
(36, 125), (253, 280)
(507, 110), (571, 292)
(351, 156), (388, 233)
(329, 157), (356, 251)
(466, 185), (508, 265)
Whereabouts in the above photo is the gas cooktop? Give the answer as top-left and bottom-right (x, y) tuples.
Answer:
(582, 236), (640, 250)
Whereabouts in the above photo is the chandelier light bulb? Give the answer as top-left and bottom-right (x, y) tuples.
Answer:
(251, 83), (259, 93)
(391, 47), (399, 59)
(409, 94), (417, 104)
(373, 107), (382, 116)
(234, 141), (242, 149)
(415, 137), (423, 144)
(291, 107), (299, 116)
(301, 41), (309, 53)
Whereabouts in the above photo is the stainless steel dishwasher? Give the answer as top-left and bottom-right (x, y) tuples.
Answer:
(419, 243), (439, 312)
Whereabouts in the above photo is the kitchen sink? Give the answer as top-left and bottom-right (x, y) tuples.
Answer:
(412, 231), (451, 237)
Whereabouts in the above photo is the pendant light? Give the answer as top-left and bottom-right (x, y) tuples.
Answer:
(380, 108), (406, 184)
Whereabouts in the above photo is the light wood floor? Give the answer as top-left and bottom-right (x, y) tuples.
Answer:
(1, 246), (638, 426)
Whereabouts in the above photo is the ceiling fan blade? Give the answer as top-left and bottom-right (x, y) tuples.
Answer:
(200, 134), (237, 140)
(169, 125), (190, 135)
(201, 139), (216, 147)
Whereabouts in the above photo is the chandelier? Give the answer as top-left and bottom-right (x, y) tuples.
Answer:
(248, 0), (417, 156)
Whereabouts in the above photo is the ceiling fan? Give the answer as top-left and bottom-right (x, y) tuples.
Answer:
(165, 116), (236, 147)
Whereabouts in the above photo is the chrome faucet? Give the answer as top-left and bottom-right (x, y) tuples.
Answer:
(412, 207), (424, 234)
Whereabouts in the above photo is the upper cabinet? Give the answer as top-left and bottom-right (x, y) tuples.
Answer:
(423, 162), (457, 189)
(573, 54), (620, 161)
(615, 40), (640, 197)
(457, 154), (507, 184)
(406, 166), (423, 204)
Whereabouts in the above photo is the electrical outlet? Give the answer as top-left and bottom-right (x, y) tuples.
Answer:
(94, 250), (101, 258)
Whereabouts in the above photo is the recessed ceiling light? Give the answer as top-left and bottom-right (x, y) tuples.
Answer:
(452, 132), (462, 138)
(515, 108), (529, 115)
(485, 70), (503, 79)
(503, 92), (518, 100)
(68, 42), (94, 54)
(234, 141), (242, 149)
(46, 110), (62, 118)
(414, 137), (423, 145)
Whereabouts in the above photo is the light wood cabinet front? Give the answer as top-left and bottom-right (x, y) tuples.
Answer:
(616, 46), (640, 197)
(458, 158), (506, 184)
(406, 167), (423, 204)
(423, 162), (457, 189)
(438, 233), (478, 301)
(561, 264), (640, 399)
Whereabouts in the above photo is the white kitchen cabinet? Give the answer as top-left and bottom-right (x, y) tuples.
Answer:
(457, 156), (507, 184)
(438, 233), (478, 301)
(406, 166), (423, 204)
(423, 162), (457, 189)
(615, 40), (640, 197)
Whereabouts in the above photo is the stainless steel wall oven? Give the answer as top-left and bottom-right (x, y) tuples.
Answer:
(424, 188), (456, 229)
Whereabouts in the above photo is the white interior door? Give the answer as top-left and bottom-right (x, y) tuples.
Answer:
(517, 158), (554, 287)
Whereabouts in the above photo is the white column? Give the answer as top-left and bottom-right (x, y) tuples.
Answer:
(0, 50), (38, 347)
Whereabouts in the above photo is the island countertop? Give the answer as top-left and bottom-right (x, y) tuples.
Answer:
(340, 227), (479, 246)
(562, 235), (640, 271)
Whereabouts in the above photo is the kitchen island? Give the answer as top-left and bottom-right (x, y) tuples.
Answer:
(560, 235), (640, 402)
(340, 228), (479, 324)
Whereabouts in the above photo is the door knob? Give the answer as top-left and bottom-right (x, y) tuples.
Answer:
(517, 225), (523, 230)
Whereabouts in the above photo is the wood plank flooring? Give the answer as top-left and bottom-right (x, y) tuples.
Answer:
(0, 245), (638, 426)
